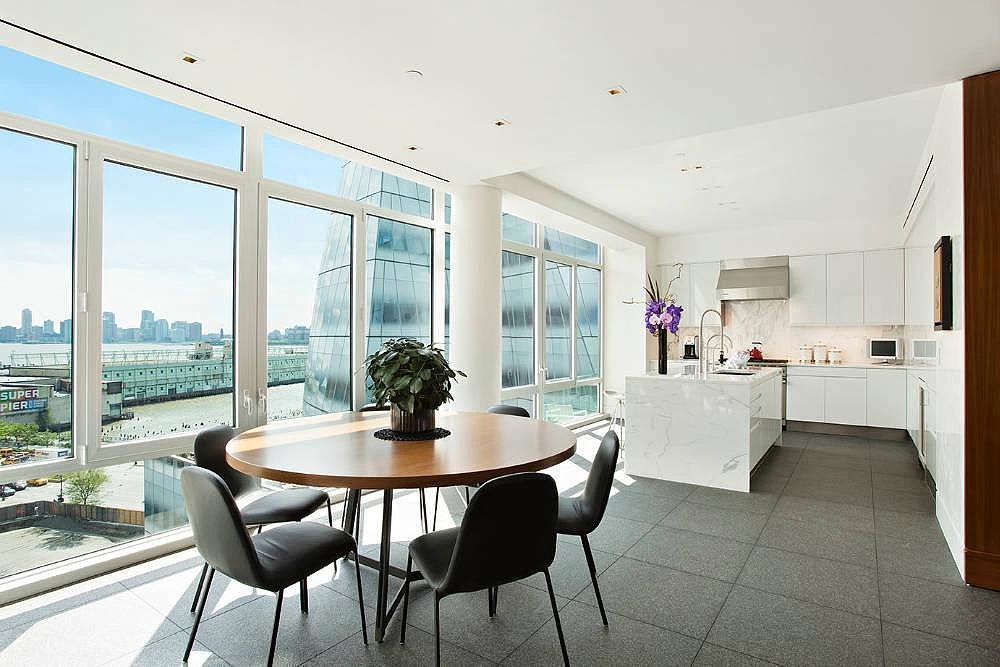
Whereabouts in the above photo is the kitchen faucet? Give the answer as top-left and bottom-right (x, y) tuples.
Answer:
(699, 308), (725, 376)
(705, 333), (733, 366)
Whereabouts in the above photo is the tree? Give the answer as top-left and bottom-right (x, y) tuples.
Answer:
(64, 469), (110, 506)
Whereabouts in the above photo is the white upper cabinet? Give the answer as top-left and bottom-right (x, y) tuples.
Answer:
(789, 255), (827, 325)
(905, 246), (934, 326)
(826, 252), (864, 325)
(863, 249), (905, 325)
(689, 261), (721, 319)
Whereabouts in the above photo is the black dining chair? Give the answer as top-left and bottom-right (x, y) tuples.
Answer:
(181, 466), (367, 666)
(187, 425), (333, 612)
(400, 472), (569, 667)
(556, 429), (620, 625)
(430, 403), (531, 530)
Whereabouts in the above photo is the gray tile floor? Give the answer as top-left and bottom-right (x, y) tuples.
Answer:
(3, 424), (1000, 665)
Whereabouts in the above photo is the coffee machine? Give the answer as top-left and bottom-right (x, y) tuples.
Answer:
(682, 335), (699, 359)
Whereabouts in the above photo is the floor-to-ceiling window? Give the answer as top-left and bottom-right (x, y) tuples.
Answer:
(265, 198), (352, 420)
(0, 43), (446, 590)
(499, 214), (603, 423)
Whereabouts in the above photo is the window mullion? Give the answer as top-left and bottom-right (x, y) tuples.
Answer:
(82, 141), (106, 465)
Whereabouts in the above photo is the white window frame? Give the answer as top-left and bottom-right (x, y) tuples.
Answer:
(499, 221), (604, 423)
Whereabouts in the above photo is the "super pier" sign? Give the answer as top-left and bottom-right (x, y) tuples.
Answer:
(0, 385), (51, 414)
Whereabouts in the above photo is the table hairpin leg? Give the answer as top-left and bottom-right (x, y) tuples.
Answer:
(374, 488), (394, 642)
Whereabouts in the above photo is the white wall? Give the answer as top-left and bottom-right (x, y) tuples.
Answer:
(901, 82), (965, 577)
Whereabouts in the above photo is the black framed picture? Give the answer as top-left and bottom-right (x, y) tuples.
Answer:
(934, 235), (953, 331)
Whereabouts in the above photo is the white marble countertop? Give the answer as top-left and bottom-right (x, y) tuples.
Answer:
(787, 361), (936, 371)
(629, 367), (781, 385)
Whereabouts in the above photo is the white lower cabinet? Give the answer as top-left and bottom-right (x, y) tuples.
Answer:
(866, 369), (907, 428)
(787, 375), (825, 422)
(787, 366), (905, 428)
(824, 377), (867, 425)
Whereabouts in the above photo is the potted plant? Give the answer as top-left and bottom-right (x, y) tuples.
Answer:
(644, 269), (684, 374)
(364, 338), (467, 433)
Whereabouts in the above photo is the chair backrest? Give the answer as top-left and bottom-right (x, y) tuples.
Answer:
(181, 466), (266, 588)
(440, 472), (557, 595)
(193, 425), (259, 498)
(577, 430), (621, 532)
(486, 404), (530, 418)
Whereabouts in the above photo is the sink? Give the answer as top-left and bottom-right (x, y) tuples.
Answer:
(712, 369), (756, 375)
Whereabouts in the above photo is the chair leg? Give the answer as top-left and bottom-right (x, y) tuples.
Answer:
(300, 579), (308, 613)
(581, 534), (608, 626)
(433, 592), (442, 667)
(189, 562), (208, 613)
(544, 569), (570, 667)
(464, 486), (471, 505)
(489, 586), (499, 617)
(488, 586), (494, 618)
(184, 567), (214, 662)
(352, 550), (369, 645)
(266, 590), (284, 667)
(432, 487), (440, 531)
(256, 524), (263, 535)
(326, 497), (333, 527)
(399, 555), (412, 644)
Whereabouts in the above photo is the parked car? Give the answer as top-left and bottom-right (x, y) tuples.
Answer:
(26, 478), (48, 487)
(13, 480), (28, 491)
(0, 486), (14, 498)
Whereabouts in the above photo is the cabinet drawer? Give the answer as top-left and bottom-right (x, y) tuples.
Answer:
(788, 365), (867, 378)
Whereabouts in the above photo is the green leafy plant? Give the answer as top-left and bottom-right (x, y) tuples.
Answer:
(364, 338), (466, 414)
(64, 469), (110, 506)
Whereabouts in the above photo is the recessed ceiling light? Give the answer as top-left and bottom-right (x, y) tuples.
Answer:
(181, 52), (199, 64)
(405, 69), (424, 79)
(494, 119), (511, 127)
(694, 165), (704, 170)
(680, 167), (689, 173)
(406, 145), (420, 151)
(607, 85), (628, 96)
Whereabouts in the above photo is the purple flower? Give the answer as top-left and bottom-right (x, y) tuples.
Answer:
(643, 299), (683, 335)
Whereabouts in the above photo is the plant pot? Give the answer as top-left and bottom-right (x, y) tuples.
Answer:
(658, 330), (670, 374)
(390, 404), (436, 433)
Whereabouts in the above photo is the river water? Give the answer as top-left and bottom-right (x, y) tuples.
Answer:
(2, 343), (308, 442)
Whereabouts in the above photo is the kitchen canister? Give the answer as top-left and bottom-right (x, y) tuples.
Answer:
(828, 348), (843, 364)
(813, 342), (828, 363)
(798, 345), (813, 363)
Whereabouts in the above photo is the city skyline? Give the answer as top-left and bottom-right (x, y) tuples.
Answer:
(1, 306), (312, 343)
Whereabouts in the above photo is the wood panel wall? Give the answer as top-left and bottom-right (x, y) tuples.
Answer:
(963, 69), (1000, 591)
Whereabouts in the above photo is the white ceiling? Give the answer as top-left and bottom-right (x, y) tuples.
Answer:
(1, 1), (999, 234)
(530, 88), (945, 236)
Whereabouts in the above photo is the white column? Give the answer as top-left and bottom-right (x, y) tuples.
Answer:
(450, 185), (502, 411)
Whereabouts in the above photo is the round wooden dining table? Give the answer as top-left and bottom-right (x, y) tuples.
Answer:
(226, 410), (577, 642)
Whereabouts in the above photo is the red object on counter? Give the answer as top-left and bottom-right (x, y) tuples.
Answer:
(749, 342), (764, 361)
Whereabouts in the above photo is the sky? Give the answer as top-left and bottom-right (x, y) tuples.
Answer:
(0, 45), (335, 333)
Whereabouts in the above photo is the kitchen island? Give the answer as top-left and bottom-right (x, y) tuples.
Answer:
(624, 367), (782, 492)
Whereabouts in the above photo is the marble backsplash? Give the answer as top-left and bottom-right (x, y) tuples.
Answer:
(672, 300), (902, 364)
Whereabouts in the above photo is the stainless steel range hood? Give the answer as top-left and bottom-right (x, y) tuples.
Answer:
(716, 256), (789, 301)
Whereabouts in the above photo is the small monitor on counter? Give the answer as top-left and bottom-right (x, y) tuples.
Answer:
(868, 338), (900, 362)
